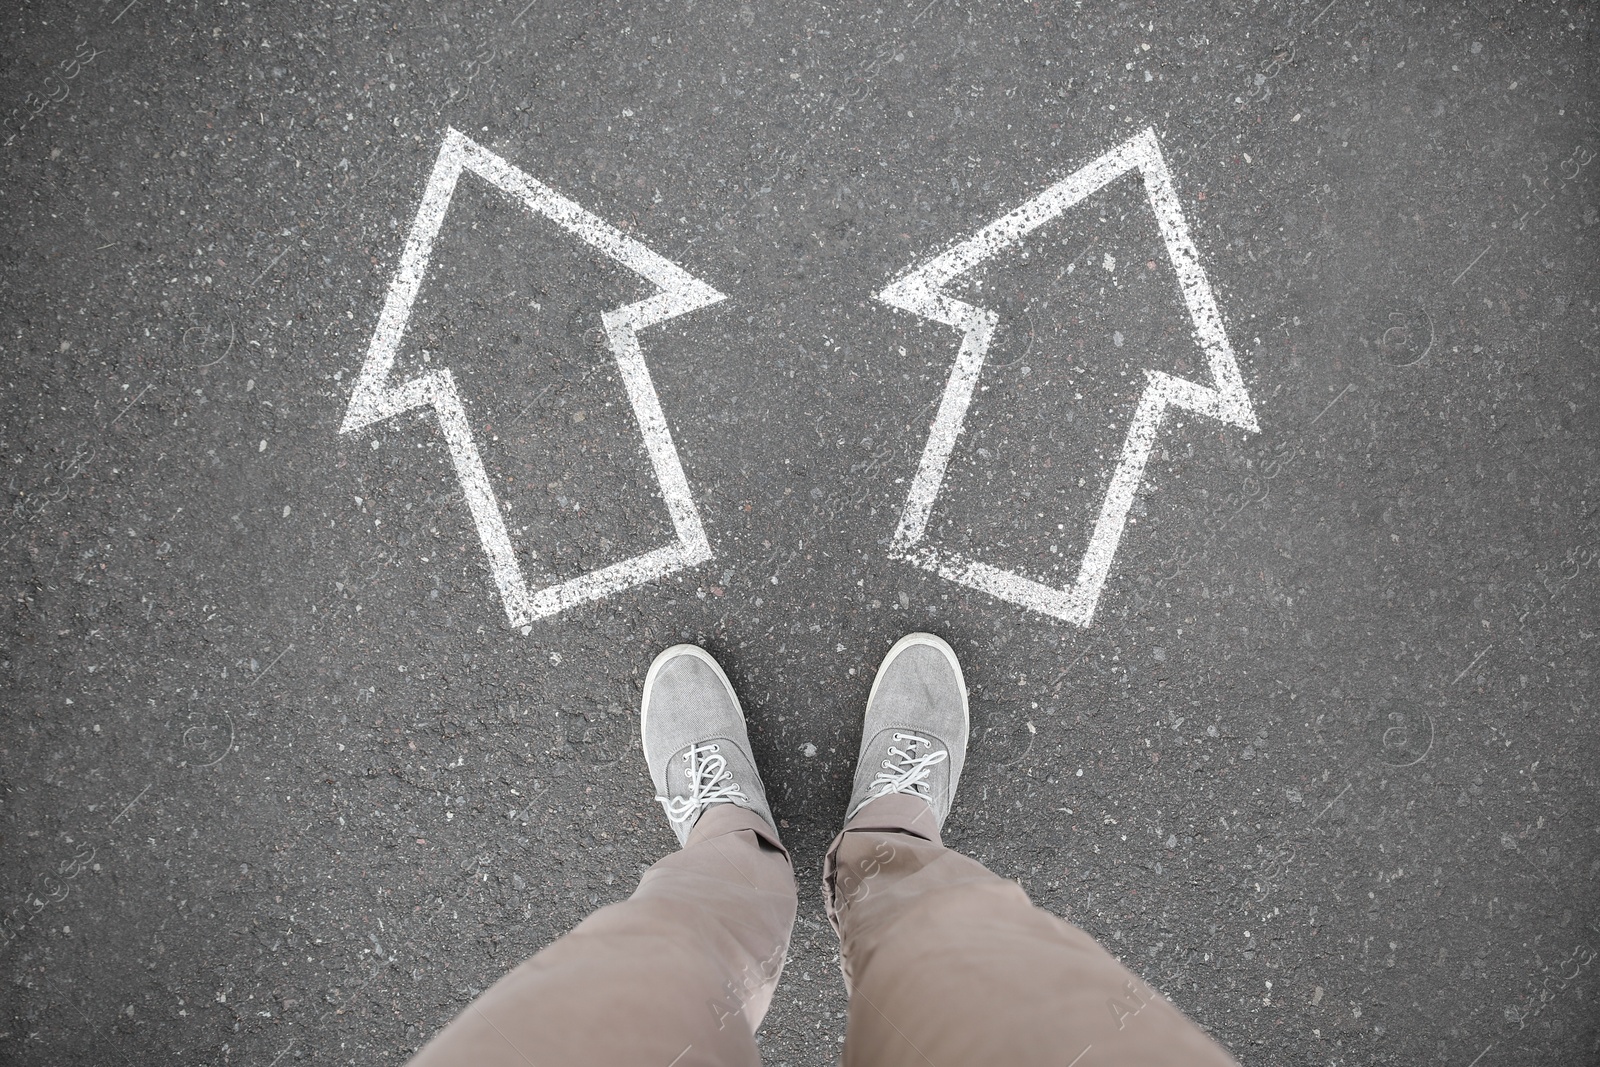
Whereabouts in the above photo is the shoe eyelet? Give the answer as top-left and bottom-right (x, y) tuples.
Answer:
(881, 760), (892, 768)
(709, 743), (720, 752)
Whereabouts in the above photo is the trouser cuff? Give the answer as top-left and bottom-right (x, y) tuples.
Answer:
(823, 795), (938, 922)
(688, 801), (791, 863)
(839, 792), (942, 845)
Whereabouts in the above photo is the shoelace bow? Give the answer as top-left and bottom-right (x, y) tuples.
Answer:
(656, 742), (749, 827)
(863, 732), (948, 807)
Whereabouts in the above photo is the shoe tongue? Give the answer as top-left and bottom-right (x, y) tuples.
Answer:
(877, 728), (940, 759)
(666, 740), (745, 800)
(887, 736), (948, 796)
(665, 741), (709, 798)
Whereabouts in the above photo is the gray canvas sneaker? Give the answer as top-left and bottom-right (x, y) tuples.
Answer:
(641, 644), (777, 847)
(845, 632), (969, 828)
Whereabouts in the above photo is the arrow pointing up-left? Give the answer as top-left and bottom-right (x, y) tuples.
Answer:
(341, 128), (725, 629)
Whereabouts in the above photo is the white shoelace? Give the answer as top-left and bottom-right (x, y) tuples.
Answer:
(857, 732), (948, 813)
(656, 742), (749, 828)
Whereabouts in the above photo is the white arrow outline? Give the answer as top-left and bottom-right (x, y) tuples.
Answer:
(341, 128), (725, 628)
(878, 127), (1258, 627)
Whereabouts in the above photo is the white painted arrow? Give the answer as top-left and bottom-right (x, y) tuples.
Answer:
(342, 128), (724, 628)
(878, 127), (1258, 627)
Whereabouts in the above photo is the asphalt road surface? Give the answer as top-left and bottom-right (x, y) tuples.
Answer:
(2, 1), (1596, 1065)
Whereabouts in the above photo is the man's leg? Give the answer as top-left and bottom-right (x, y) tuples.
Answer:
(408, 646), (796, 1067)
(827, 634), (1238, 1067)
(409, 805), (793, 1067)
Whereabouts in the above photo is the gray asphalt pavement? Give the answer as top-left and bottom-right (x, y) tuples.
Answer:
(2, 1), (1596, 1064)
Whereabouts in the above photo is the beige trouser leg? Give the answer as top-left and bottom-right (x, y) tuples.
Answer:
(824, 794), (1240, 1067)
(407, 805), (796, 1067)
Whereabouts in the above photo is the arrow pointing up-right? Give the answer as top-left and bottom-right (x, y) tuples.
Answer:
(879, 127), (1258, 628)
